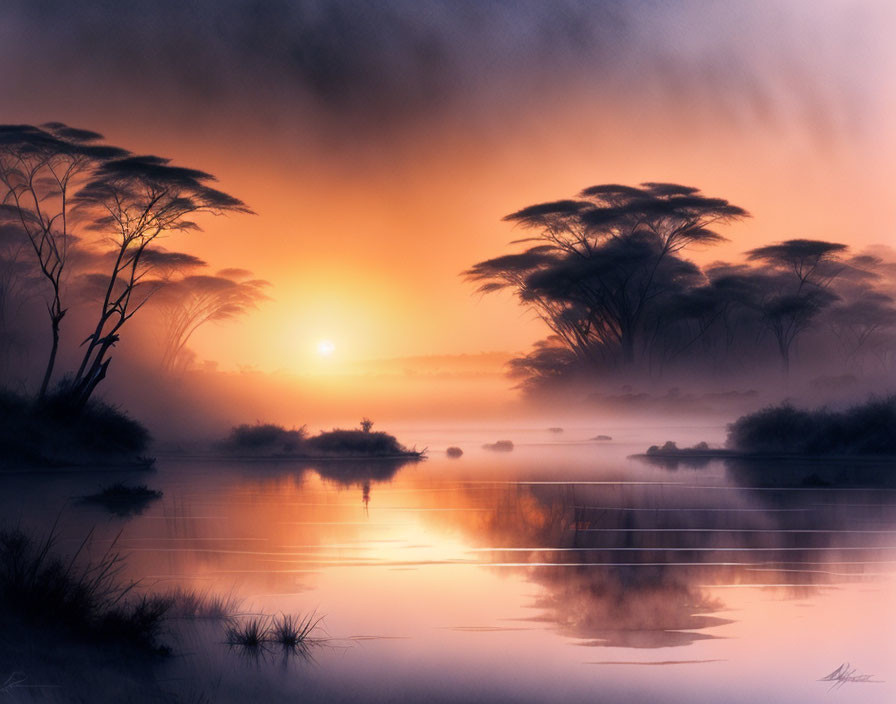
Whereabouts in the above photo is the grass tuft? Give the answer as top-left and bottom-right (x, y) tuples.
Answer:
(163, 587), (242, 620)
(224, 611), (324, 655)
(271, 611), (323, 649)
(224, 616), (270, 648)
(0, 526), (169, 653)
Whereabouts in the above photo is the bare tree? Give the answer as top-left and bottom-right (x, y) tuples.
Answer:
(0, 123), (126, 396)
(66, 155), (252, 407)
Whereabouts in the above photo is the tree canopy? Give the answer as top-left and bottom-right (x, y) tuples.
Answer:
(466, 183), (748, 368)
(467, 183), (895, 395)
(0, 122), (255, 409)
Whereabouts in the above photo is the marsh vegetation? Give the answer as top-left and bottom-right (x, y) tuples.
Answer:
(219, 420), (422, 459)
(0, 390), (150, 468)
(727, 396), (896, 456)
(0, 527), (169, 654)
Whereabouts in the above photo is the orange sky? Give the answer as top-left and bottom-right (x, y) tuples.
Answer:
(100, 101), (895, 374)
(3, 1), (895, 375)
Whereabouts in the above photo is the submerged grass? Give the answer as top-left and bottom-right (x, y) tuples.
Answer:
(163, 586), (242, 620)
(271, 611), (324, 649)
(225, 616), (270, 648)
(0, 523), (324, 671)
(224, 611), (324, 655)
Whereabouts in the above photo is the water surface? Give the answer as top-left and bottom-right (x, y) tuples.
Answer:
(2, 426), (894, 702)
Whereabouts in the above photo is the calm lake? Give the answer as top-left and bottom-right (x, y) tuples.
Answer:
(3, 426), (895, 702)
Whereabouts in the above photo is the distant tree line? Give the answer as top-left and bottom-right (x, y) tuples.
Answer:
(466, 183), (896, 394)
(0, 123), (266, 409)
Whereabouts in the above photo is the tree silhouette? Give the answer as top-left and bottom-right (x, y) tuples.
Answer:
(465, 184), (893, 393)
(746, 239), (847, 374)
(506, 336), (580, 393)
(153, 268), (270, 372)
(466, 183), (747, 368)
(827, 292), (896, 369)
(0, 123), (126, 396)
(66, 155), (252, 407)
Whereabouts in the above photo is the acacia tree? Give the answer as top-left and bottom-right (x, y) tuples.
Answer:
(826, 292), (896, 369)
(746, 239), (847, 374)
(466, 247), (600, 363)
(0, 123), (126, 396)
(66, 155), (251, 408)
(153, 268), (270, 372)
(466, 183), (748, 367)
(522, 233), (704, 366)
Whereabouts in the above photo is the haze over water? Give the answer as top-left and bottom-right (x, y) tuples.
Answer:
(1, 3), (895, 702)
(4, 427), (893, 703)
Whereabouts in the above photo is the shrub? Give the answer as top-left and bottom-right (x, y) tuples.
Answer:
(0, 389), (150, 466)
(163, 587), (241, 620)
(221, 423), (307, 454)
(305, 429), (407, 456)
(219, 422), (418, 458)
(727, 397), (896, 455)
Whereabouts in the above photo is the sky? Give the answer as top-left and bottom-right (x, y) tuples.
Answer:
(2, 0), (895, 375)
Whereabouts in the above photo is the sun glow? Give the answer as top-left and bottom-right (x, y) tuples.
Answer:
(317, 339), (336, 357)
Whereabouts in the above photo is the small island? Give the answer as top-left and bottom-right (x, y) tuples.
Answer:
(217, 419), (424, 460)
(640, 397), (896, 460)
(482, 440), (514, 452)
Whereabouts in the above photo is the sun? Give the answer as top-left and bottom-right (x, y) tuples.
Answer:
(316, 339), (335, 357)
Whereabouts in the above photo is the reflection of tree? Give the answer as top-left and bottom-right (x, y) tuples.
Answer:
(532, 568), (726, 648)
(478, 486), (734, 648)
(313, 457), (416, 507)
(447, 476), (890, 649)
(722, 457), (896, 490)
